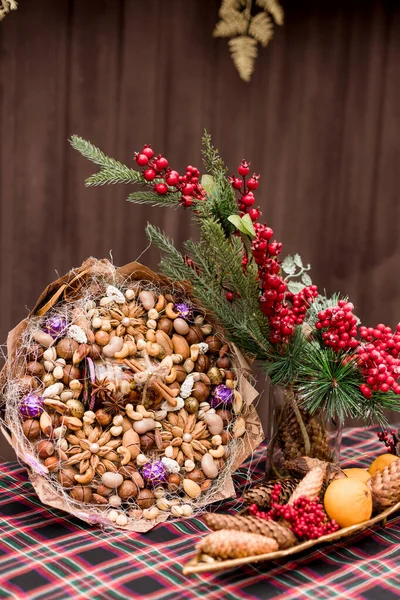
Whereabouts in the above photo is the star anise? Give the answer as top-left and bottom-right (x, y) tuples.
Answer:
(102, 391), (128, 416)
(91, 377), (112, 404)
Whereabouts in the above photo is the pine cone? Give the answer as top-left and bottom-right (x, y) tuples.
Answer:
(308, 417), (333, 462)
(288, 465), (326, 504)
(285, 456), (328, 477)
(197, 529), (279, 559)
(368, 458), (400, 510)
(278, 405), (333, 462)
(242, 478), (300, 508)
(204, 513), (297, 549)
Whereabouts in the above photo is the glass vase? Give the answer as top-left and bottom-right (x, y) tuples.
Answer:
(261, 379), (343, 479)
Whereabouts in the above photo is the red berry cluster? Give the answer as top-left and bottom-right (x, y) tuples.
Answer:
(229, 162), (318, 344)
(316, 300), (359, 351)
(377, 428), (399, 454)
(248, 491), (339, 541)
(358, 323), (400, 398)
(135, 145), (205, 207)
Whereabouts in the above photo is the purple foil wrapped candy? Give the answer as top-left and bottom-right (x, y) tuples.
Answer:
(141, 460), (168, 487)
(43, 316), (67, 339)
(210, 384), (234, 409)
(174, 303), (194, 322)
(19, 393), (44, 419)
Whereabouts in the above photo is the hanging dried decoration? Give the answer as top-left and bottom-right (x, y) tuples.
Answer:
(214, 0), (284, 82)
(0, 0), (17, 21)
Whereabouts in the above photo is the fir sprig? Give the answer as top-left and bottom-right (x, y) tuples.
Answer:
(127, 190), (181, 208)
(70, 136), (142, 186)
(201, 130), (227, 176)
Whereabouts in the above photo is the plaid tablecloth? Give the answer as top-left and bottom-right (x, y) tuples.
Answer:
(0, 427), (399, 600)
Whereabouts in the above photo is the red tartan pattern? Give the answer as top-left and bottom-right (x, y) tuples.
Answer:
(0, 427), (399, 600)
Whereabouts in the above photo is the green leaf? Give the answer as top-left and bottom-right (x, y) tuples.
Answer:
(200, 174), (215, 195)
(281, 255), (296, 276)
(227, 214), (256, 238)
(287, 281), (304, 294)
(293, 254), (303, 268)
(301, 272), (312, 286)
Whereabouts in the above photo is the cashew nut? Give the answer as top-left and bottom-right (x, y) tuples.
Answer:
(126, 340), (137, 356)
(146, 330), (157, 342)
(136, 405), (154, 418)
(110, 425), (123, 437)
(190, 344), (200, 362)
(74, 466), (95, 484)
(125, 404), (143, 421)
(160, 355), (173, 370)
(146, 341), (164, 358)
(165, 367), (177, 384)
(117, 446), (131, 465)
(165, 302), (180, 319)
(114, 343), (130, 359)
(209, 445), (226, 458)
(171, 354), (183, 364)
(155, 295), (166, 312)
(184, 359), (195, 373)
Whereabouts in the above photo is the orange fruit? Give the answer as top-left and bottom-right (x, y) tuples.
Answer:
(368, 454), (399, 477)
(343, 468), (371, 484)
(324, 478), (372, 528)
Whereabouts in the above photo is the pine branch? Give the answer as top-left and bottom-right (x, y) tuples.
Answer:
(70, 135), (142, 186)
(127, 191), (181, 208)
(264, 328), (307, 386)
(145, 225), (190, 281)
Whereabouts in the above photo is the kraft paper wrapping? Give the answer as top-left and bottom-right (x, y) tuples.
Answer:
(0, 258), (264, 532)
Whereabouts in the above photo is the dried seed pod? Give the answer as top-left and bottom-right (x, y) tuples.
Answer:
(22, 419), (40, 441)
(157, 317), (173, 335)
(205, 336), (222, 354)
(58, 468), (77, 488)
(69, 486), (93, 503)
(56, 338), (79, 360)
(185, 326), (204, 345)
(192, 382), (210, 402)
(195, 355), (210, 373)
(137, 488), (155, 509)
(118, 480), (138, 500)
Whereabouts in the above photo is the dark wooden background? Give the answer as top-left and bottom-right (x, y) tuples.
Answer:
(0, 0), (399, 460)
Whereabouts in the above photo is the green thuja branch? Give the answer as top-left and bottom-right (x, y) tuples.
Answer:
(201, 130), (227, 176)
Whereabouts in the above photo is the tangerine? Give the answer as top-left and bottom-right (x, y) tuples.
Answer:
(368, 454), (399, 477)
(324, 478), (372, 528)
(343, 468), (371, 484)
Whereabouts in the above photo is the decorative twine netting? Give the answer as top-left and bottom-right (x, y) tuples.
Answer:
(0, 258), (262, 531)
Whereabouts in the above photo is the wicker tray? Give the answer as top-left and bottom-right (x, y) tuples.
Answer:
(183, 501), (400, 575)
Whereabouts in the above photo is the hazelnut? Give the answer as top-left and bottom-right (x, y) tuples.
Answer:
(157, 317), (173, 336)
(26, 361), (44, 378)
(185, 468), (205, 484)
(56, 338), (79, 360)
(26, 343), (44, 362)
(137, 488), (155, 509)
(220, 430), (231, 445)
(69, 486), (93, 503)
(95, 409), (112, 426)
(97, 484), (113, 497)
(37, 440), (54, 459)
(168, 473), (181, 492)
(224, 370), (235, 381)
(44, 456), (59, 472)
(118, 480), (138, 500)
(217, 356), (231, 369)
(191, 381), (210, 402)
(94, 331), (110, 346)
(216, 408), (233, 427)
(140, 433), (155, 452)
(205, 336), (222, 354)
(58, 468), (77, 488)
(185, 326), (204, 345)
(62, 365), (81, 385)
(195, 355), (210, 373)
(22, 419), (40, 441)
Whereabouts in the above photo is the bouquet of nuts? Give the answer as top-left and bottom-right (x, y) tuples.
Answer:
(0, 258), (262, 531)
